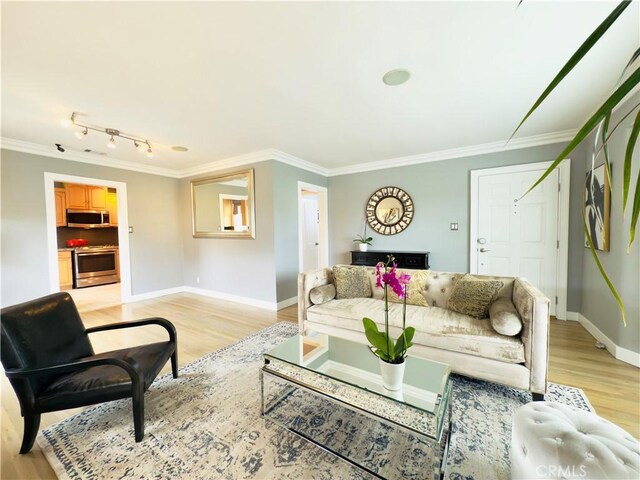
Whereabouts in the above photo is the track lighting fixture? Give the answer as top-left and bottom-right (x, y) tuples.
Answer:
(68, 112), (154, 158)
(55, 143), (65, 153)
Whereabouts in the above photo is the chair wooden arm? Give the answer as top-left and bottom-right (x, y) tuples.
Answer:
(86, 317), (177, 343)
(4, 356), (141, 381)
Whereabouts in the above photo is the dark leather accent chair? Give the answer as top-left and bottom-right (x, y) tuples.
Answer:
(1, 292), (178, 454)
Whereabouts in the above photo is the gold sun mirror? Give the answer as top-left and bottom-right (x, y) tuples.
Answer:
(366, 186), (414, 235)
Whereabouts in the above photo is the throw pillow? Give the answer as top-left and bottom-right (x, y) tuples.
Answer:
(368, 270), (385, 300)
(386, 270), (430, 307)
(333, 265), (372, 299)
(447, 274), (504, 319)
(489, 299), (523, 336)
(309, 284), (336, 305)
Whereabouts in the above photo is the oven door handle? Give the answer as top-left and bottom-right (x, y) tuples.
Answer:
(76, 251), (116, 257)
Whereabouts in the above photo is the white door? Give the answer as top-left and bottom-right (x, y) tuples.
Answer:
(301, 193), (319, 272)
(475, 168), (559, 315)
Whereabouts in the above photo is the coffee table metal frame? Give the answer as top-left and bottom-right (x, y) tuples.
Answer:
(260, 334), (453, 480)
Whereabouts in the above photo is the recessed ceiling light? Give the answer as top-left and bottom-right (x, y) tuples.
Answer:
(172, 146), (189, 152)
(382, 69), (411, 86)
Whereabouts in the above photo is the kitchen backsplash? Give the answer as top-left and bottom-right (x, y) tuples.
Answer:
(57, 227), (119, 248)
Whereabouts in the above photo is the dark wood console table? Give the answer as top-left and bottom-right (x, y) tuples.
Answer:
(350, 250), (430, 270)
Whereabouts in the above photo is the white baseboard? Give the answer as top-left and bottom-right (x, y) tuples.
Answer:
(276, 296), (298, 310)
(565, 311), (580, 321)
(125, 286), (186, 303)
(121, 285), (294, 311)
(184, 286), (279, 311)
(577, 313), (640, 368)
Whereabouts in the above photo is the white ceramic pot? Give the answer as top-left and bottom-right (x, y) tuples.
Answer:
(358, 243), (368, 252)
(379, 358), (405, 391)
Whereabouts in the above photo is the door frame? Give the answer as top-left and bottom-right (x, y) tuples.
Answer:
(297, 181), (329, 272)
(44, 172), (132, 303)
(469, 160), (571, 319)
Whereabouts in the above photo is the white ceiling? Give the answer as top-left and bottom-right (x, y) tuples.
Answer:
(2, 1), (638, 175)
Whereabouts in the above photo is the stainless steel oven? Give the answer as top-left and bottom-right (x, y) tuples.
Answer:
(73, 246), (118, 288)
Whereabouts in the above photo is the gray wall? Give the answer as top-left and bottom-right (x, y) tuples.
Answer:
(272, 162), (327, 302)
(0, 149), (184, 306)
(328, 142), (585, 311)
(580, 93), (640, 353)
(181, 161), (277, 303)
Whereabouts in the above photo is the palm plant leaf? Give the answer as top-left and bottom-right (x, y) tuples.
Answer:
(623, 109), (640, 216)
(628, 164), (640, 252)
(601, 113), (612, 187)
(583, 213), (627, 326)
(522, 66), (640, 198)
(510, 0), (632, 140)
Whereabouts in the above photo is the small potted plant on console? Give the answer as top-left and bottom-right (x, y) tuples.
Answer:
(353, 224), (373, 252)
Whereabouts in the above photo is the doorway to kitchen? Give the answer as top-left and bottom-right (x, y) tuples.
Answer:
(44, 172), (131, 310)
(298, 182), (328, 273)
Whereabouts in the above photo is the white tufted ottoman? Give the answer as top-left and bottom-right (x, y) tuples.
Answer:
(511, 402), (639, 479)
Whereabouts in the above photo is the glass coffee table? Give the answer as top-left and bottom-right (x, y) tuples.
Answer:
(261, 332), (452, 479)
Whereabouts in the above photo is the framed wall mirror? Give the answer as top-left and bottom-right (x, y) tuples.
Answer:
(191, 169), (256, 239)
(366, 186), (414, 235)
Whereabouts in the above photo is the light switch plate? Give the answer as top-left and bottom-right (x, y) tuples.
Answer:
(128, 226), (133, 233)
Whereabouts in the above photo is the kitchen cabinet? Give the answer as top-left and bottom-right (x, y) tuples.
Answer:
(65, 184), (108, 210)
(58, 250), (73, 290)
(55, 187), (67, 226)
(106, 189), (118, 226)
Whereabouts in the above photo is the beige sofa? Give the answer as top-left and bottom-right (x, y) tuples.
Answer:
(298, 266), (550, 397)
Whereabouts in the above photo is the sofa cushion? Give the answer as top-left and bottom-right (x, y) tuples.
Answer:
(309, 284), (336, 305)
(307, 298), (525, 364)
(490, 299), (523, 336)
(333, 265), (372, 299)
(448, 274), (503, 319)
(423, 272), (462, 308)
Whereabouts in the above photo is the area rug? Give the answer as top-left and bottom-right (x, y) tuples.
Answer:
(37, 322), (593, 480)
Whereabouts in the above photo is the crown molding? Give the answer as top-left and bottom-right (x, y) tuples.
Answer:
(327, 129), (579, 177)
(0, 137), (181, 178)
(2, 128), (578, 180)
(177, 148), (329, 178)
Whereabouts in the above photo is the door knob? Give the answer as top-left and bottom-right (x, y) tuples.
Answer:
(479, 248), (491, 253)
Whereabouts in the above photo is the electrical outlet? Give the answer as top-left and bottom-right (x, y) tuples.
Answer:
(450, 223), (459, 231)
(128, 226), (133, 233)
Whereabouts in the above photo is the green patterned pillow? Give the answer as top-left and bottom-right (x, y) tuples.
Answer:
(448, 274), (503, 319)
(333, 265), (372, 299)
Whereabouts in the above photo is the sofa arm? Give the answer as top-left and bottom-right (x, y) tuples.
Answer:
(512, 278), (550, 394)
(297, 268), (333, 331)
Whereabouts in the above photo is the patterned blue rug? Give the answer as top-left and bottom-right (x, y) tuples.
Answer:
(37, 322), (592, 479)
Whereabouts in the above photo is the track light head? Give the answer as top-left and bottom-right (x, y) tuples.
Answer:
(134, 141), (146, 153)
(75, 127), (88, 139)
(146, 146), (154, 158)
(107, 135), (116, 149)
(55, 143), (65, 153)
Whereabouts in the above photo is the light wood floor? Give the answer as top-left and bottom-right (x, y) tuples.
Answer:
(1, 293), (638, 479)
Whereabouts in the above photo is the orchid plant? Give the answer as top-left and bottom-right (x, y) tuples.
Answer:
(362, 256), (416, 364)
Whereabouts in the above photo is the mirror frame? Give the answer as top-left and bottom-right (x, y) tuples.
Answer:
(191, 168), (256, 239)
(365, 186), (414, 235)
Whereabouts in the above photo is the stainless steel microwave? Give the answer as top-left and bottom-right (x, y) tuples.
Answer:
(66, 209), (111, 228)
